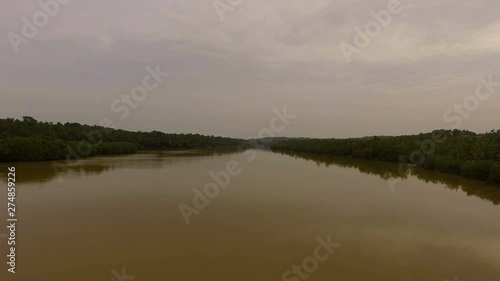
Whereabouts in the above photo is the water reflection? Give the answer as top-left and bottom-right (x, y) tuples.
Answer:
(0, 149), (243, 185)
(274, 150), (500, 206)
(0, 162), (113, 185)
(1, 149), (500, 280)
(3, 148), (500, 206)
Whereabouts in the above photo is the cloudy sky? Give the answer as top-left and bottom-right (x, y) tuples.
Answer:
(1, 0), (499, 138)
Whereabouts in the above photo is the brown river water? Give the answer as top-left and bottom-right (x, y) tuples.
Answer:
(1, 149), (500, 281)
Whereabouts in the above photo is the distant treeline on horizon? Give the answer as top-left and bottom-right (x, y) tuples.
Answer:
(2, 116), (500, 186)
(272, 129), (500, 185)
(0, 117), (244, 162)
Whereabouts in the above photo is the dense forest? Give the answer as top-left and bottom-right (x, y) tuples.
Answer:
(0, 117), (244, 162)
(272, 129), (500, 185)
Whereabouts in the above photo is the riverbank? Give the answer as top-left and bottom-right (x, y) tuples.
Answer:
(272, 129), (500, 186)
(0, 117), (245, 162)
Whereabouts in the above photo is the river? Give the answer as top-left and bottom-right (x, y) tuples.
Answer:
(1, 149), (499, 280)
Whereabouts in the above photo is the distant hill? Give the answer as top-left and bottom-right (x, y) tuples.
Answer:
(247, 137), (295, 148)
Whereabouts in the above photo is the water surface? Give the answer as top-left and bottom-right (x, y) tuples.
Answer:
(1, 150), (500, 280)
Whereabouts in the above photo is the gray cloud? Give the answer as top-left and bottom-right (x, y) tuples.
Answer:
(1, 0), (499, 138)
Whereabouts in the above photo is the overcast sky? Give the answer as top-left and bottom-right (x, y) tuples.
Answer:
(1, 0), (499, 138)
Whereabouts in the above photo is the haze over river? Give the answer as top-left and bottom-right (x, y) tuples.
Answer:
(1, 149), (500, 280)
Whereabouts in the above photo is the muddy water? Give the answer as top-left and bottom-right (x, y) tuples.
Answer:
(1, 150), (499, 280)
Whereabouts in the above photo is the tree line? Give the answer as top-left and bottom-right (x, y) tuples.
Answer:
(272, 129), (500, 185)
(0, 117), (244, 162)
